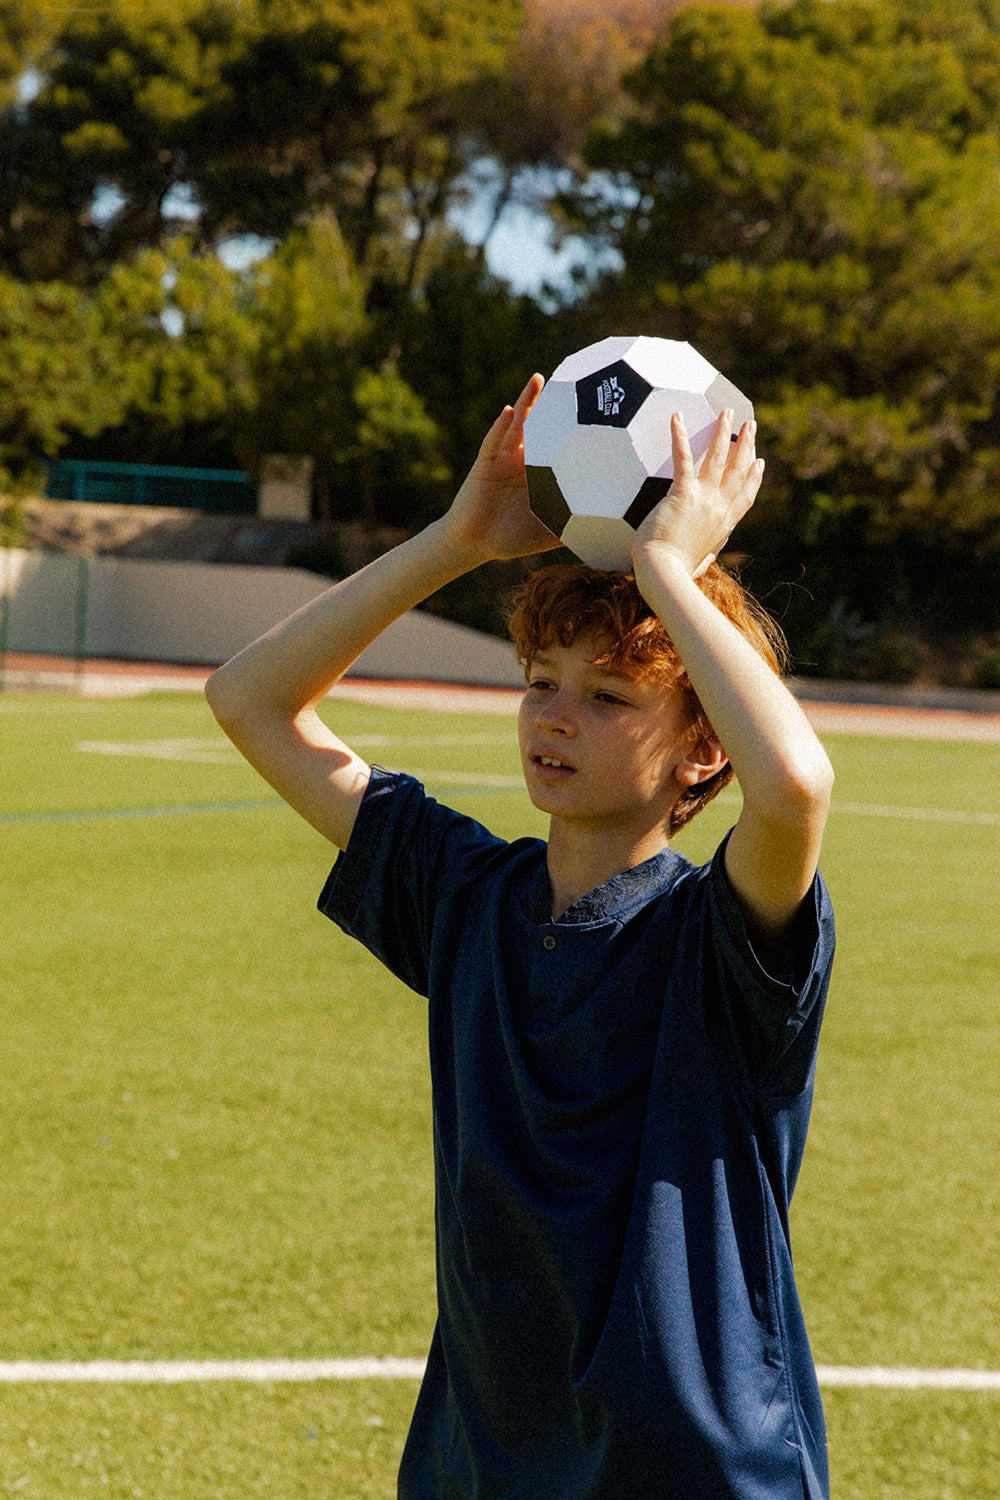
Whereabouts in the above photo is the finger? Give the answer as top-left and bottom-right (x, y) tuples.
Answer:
(521, 372), (545, 410)
(670, 410), (695, 479)
(729, 416), (755, 461)
(479, 372), (542, 453)
(743, 455), (765, 497)
(478, 403), (518, 458)
(700, 408), (737, 479)
(724, 418), (757, 484)
(728, 457), (765, 523)
(509, 372), (544, 428)
(494, 374), (544, 457)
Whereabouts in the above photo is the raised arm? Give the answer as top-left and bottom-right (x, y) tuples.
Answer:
(630, 412), (834, 950)
(206, 376), (558, 850)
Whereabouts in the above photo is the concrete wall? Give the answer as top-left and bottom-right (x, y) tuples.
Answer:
(0, 549), (525, 688)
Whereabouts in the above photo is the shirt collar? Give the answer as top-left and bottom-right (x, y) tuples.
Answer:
(523, 845), (691, 927)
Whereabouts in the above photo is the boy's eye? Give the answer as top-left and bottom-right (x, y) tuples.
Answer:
(595, 691), (628, 706)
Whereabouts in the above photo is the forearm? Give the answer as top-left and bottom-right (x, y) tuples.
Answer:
(204, 378), (551, 849)
(206, 517), (477, 725)
(635, 549), (833, 822)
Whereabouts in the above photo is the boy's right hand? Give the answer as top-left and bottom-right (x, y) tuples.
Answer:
(439, 376), (564, 567)
(631, 409), (764, 588)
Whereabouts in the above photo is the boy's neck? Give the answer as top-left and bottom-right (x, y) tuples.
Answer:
(544, 819), (673, 922)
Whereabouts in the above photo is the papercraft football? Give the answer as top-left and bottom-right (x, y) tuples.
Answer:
(523, 335), (753, 572)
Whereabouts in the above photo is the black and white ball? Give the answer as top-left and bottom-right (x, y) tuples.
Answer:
(523, 335), (753, 572)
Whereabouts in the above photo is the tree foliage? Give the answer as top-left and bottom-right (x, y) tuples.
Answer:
(583, 0), (1000, 660)
(0, 0), (521, 290)
(86, 237), (259, 468)
(0, 273), (125, 486)
(4, 0), (1000, 672)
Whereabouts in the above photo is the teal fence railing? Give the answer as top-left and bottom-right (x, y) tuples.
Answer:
(46, 459), (257, 514)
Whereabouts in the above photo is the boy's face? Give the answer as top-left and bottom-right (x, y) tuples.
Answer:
(517, 632), (696, 842)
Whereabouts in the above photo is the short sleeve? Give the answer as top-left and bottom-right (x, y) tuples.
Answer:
(706, 842), (835, 1094)
(318, 768), (510, 998)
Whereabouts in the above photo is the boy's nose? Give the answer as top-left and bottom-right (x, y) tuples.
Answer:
(536, 691), (576, 734)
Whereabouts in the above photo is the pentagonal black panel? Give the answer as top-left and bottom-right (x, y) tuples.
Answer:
(623, 476), (673, 531)
(526, 465), (572, 539)
(576, 360), (652, 429)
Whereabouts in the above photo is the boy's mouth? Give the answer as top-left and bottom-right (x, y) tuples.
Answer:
(531, 753), (576, 775)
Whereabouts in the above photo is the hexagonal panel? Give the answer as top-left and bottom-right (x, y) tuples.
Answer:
(552, 426), (649, 519)
(705, 371), (754, 429)
(626, 389), (716, 475)
(625, 337), (718, 393)
(550, 335), (638, 384)
(522, 378), (578, 468)
(560, 514), (637, 573)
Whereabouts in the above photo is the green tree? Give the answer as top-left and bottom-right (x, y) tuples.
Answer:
(84, 237), (259, 467)
(1, 0), (521, 293)
(581, 0), (1000, 664)
(0, 274), (125, 486)
(0, 0), (245, 283)
(398, 242), (561, 481)
(0, 0), (52, 95)
(247, 212), (449, 521)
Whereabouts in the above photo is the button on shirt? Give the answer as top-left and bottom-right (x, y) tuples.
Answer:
(320, 769), (835, 1500)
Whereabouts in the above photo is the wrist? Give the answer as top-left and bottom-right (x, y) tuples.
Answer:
(631, 539), (697, 592)
(422, 514), (493, 578)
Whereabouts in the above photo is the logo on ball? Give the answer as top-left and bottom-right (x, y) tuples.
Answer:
(523, 336), (753, 572)
(576, 362), (652, 428)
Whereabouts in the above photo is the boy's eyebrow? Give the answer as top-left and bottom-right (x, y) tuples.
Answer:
(531, 651), (638, 685)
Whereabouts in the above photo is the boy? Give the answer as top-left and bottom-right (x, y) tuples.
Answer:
(206, 376), (835, 1499)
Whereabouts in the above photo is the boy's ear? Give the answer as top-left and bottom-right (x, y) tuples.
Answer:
(675, 732), (729, 789)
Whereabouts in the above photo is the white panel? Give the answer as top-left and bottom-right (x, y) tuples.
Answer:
(552, 426), (648, 518)
(550, 336), (639, 383)
(625, 337), (717, 392)
(705, 371), (754, 428)
(522, 378), (578, 467)
(560, 514), (636, 573)
(627, 390), (715, 475)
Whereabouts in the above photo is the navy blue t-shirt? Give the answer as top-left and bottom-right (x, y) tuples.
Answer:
(319, 769), (835, 1500)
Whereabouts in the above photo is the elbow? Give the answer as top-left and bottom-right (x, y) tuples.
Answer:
(204, 661), (245, 734)
(776, 745), (834, 825)
(742, 740), (832, 831)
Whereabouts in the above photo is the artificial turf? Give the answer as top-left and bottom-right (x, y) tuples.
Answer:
(2, 689), (998, 1496)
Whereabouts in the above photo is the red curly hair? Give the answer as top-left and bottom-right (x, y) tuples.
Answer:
(506, 562), (788, 833)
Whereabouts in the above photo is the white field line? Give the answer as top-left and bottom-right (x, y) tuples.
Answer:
(67, 736), (1000, 823)
(0, 1358), (426, 1384)
(0, 1359), (998, 1390)
(717, 791), (1000, 828)
(833, 799), (1000, 827)
(816, 1366), (1000, 1391)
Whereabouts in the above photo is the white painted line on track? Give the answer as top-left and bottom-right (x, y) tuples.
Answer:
(0, 1360), (998, 1389)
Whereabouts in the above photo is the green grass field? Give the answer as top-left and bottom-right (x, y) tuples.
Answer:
(2, 687), (999, 1497)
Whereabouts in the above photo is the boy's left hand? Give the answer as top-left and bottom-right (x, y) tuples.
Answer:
(631, 410), (764, 580)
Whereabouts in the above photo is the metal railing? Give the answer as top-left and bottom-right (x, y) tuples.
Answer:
(45, 459), (257, 514)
